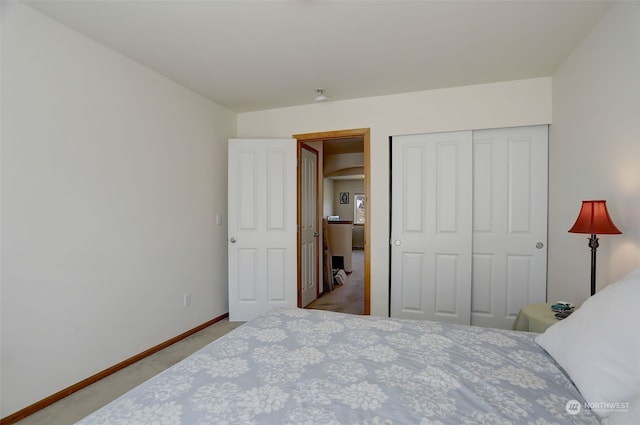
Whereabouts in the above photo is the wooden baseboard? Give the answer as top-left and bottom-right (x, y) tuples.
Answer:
(0, 313), (229, 425)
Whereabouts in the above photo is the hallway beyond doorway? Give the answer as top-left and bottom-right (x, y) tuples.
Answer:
(306, 249), (364, 315)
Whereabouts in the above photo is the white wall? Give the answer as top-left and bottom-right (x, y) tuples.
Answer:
(323, 178), (334, 218)
(238, 77), (552, 316)
(549, 1), (640, 304)
(1, 2), (236, 416)
(324, 152), (364, 176)
(333, 179), (364, 221)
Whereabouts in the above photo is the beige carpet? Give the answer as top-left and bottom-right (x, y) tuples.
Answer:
(14, 319), (242, 425)
(14, 254), (363, 424)
(306, 249), (364, 315)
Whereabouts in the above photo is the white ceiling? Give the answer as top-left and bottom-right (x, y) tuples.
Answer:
(24, 0), (613, 113)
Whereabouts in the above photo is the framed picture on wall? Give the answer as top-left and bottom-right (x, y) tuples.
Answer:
(340, 192), (349, 204)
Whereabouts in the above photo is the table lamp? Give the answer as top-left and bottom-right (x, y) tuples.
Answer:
(568, 200), (621, 296)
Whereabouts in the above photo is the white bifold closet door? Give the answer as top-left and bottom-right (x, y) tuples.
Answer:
(390, 125), (548, 329)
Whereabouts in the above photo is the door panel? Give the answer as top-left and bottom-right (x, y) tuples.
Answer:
(238, 151), (257, 229)
(471, 254), (493, 314)
(471, 125), (548, 329)
(267, 248), (287, 301)
(391, 131), (473, 323)
(267, 149), (289, 230)
(237, 249), (257, 302)
(300, 146), (318, 307)
(228, 139), (297, 321)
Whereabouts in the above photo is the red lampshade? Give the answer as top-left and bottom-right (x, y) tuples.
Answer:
(568, 200), (622, 234)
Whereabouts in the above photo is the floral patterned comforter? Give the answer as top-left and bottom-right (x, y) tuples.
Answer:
(77, 308), (600, 424)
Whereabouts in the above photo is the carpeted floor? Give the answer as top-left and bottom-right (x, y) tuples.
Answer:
(13, 253), (364, 424)
(306, 249), (364, 315)
(13, 319), (243, 425)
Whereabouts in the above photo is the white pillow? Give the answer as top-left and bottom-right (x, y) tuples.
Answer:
(602, 393), (640, 425)
(535, 268), (640, 418)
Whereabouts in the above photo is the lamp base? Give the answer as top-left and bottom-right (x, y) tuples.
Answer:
(588, 234), (598, 296)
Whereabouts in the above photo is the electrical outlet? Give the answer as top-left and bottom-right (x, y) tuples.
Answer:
(184, 293), (191, 307)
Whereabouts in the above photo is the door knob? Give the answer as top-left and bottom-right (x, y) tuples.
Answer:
(536, 242), (544, 249)
(394, 240), (401, 246)
(313, 232), (320, 237)
(230, 237), (237, 243)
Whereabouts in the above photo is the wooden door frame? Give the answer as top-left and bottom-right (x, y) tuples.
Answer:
(294, 128), (371, 315)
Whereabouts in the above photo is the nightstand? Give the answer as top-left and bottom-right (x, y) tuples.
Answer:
(512, 303), (565, 333)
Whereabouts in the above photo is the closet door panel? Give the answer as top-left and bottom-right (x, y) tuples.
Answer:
(473, 142), (494, 232)
(506, 254), (533, 316)
(509, 139), (533, 233)
(471, 125), (548, 329)
(391, 131), (472, 324)
(399, 252), (425, 313)
(471, 253), (494, 314)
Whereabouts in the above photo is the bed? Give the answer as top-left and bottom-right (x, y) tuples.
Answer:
(76, 308), (605, 424)
(77, 269), (640, 424)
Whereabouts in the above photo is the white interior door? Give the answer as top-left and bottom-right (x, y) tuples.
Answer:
(300, 145), (319, 307)
(390, 131), (473, 323)
(471, 125), (548, 329)
(228, 139), (297, 321)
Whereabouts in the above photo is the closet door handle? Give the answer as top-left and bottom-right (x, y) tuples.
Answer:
(230, 237), (237, 243)
(536, 242), (544, 249)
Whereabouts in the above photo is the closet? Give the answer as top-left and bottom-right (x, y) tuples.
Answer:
(390, 125), (548, 329)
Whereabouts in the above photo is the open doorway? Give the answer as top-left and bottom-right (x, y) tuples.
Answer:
(294, 129), (370, 315)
